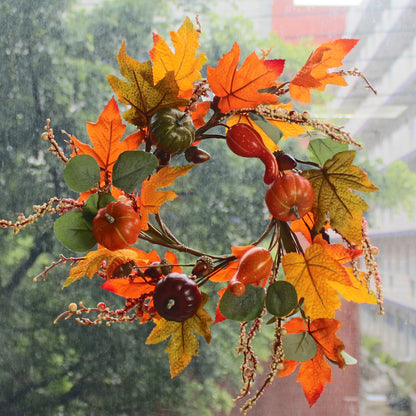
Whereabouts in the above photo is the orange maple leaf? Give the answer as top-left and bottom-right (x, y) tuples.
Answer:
(291, 212), (315, 244)
(139, 164), (194, 230)
(282, 243), (353, 320)
(279, 318), (345, 407)
(100, 276), (154, 299)
(101, 250), (182, 298)
(214, 287), (228, 324)
(62, 247), (150, 288)
(191, 101), (211, 129)
(207, 42), (284, 113)
(332, 267), (377, 305)
(313, 234), (362, 263)
(70, 98), (143, 198)
(289, 39), (359, 103)
(149, 16), (207, 98)
(311, 235), (376, 304)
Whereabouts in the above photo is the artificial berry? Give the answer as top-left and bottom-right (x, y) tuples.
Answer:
(274, 151), (297, 171)
(192, 256), (214, 278)
(160, 259), (173, 276)
(185, 146), (211, 164)
(144, 262), (163, 279)
(153, 273), (201, 322)
(112, 260), (135, 277)
(370, 247), (379, 255)
(68, 303), (78, 312)
(276, 362), (285, 371)
(97, 302), (107, 311)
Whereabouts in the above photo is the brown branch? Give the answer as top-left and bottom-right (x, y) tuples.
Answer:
(41, 119), (69, 163)
(0, 197), (83, 233)
(256, 104), (362, 149)
(241, 319), (286, 414)
(338, 68), (377, 95)
(33, 255), (85, 282)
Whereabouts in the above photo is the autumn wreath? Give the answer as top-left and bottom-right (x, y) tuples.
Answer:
(1, 17), (383, 413)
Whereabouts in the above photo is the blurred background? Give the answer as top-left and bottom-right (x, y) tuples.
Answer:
(1, 0), (415, 414)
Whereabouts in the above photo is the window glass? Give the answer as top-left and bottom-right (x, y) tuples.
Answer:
(1, 0), (415, 415)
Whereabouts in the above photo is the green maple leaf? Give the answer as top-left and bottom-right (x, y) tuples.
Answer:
(302, 150), (378, 244)
(107, 41), (188, 127)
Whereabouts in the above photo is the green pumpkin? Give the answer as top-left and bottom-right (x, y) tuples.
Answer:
(150, 108), (196, 154)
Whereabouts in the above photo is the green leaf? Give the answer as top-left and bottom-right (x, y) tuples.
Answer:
(219, 285), (264, 321)
(257, 86), (279, 94)
(341, 350), (357, 365)
(112, 150), (158, 193)
(63, 154), (101, 192)
(82, 192), (116, 220)
(266, 281), (298, 317)
(307, 137), (348, 166)
(248, 112), (283, 144)
(53, 211), (96, 252)
(283, 332), (317, 362)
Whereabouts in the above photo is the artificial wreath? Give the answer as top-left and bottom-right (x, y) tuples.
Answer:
(1, 16), (383, 413)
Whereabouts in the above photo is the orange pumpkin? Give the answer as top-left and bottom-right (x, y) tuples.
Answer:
(93, 201), (141, 251)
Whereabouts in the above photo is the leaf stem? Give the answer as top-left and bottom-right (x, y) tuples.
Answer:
(294, 158), (321, 169)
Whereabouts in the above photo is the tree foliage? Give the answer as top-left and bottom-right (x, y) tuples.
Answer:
(0, 1), (248, 414)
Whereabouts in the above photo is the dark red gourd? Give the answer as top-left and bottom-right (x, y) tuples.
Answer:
(226, 123), (278, 184)
(153, 273), (201, 322)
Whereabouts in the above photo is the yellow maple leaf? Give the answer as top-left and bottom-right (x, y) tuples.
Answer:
(302, 150), (378, 244)
(331, 268), (377, 305)
(266, 102), (307, 139)
(149, 16), (207, 97)
(107, 41), (188, 127)
(139, 164), (194, 230)
(62, 248), (150, 288)
(145, 293), (212, 377)
(282, 243), (353, 320)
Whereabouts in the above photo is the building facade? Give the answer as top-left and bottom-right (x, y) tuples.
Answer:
(269, 0), (416, 361)
(330, 0), (416, 361)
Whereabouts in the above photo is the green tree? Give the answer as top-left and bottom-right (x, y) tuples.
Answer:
(0, 1), (278, 415)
